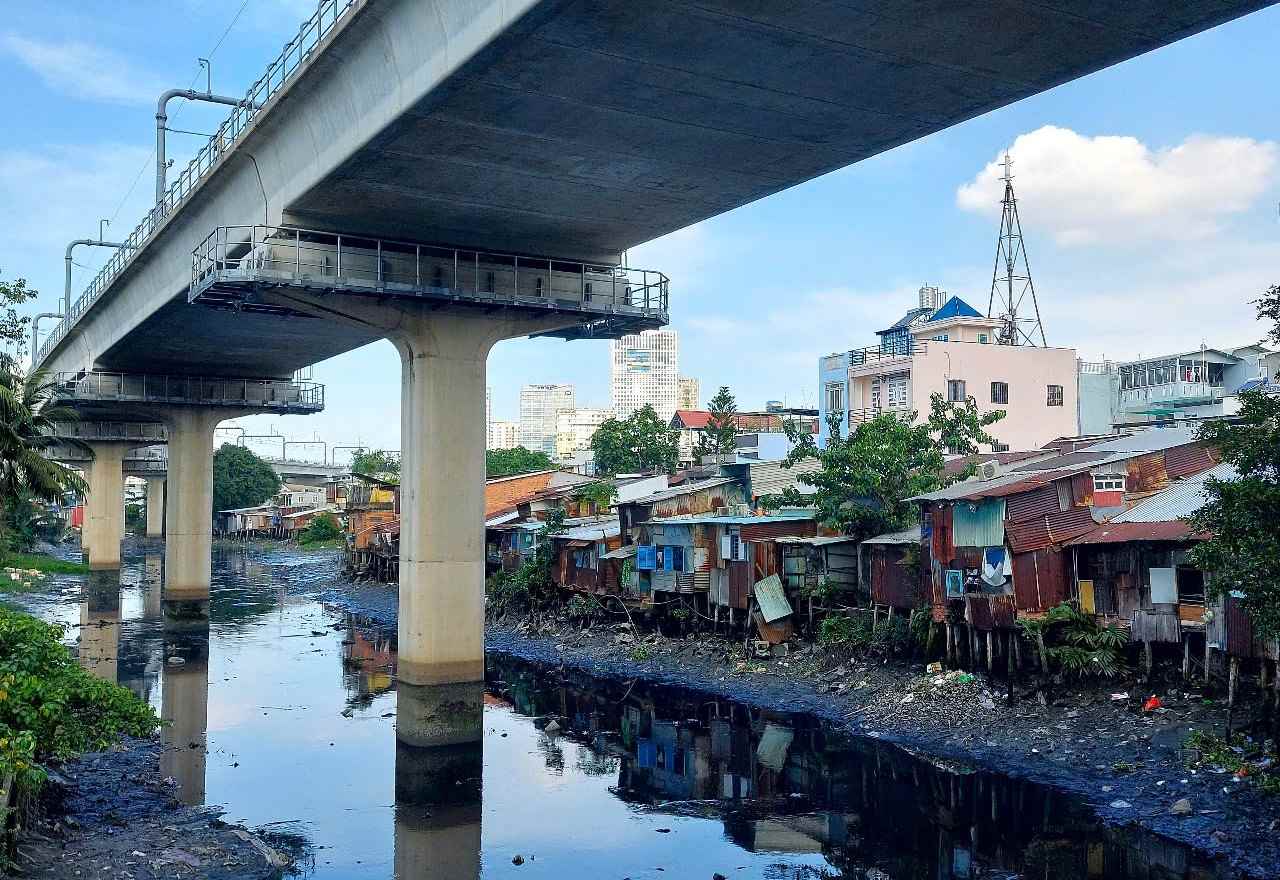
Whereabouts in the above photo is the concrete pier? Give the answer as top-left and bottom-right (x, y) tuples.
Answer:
(145, 477), (166, 538)
(162, 409), (221, 623)
(83, 443), (126, 569)
(393, 315), (501, 687)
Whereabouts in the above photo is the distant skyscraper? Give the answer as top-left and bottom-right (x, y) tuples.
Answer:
(519, 384), (575, 455)
(611, 329), (679, 421)
(677, 376), (700, 411)
(485, 387), (493, 448)
(488, 421), (520, 450)
(554, 407), (613, 460)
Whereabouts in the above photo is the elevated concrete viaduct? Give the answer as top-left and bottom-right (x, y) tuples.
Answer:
(30, 0), (1275, 733)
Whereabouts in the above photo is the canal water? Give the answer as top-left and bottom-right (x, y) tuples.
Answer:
(9, 542), (1239, 879)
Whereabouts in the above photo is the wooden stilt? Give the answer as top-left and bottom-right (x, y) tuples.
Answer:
(1143, 640), (1153, 683)
(1227, 655), (1240, 744)
(969, 625), (978, 670)
(1183, 637), (1191, 681)
(986, 630), (995, 674)
(1204, 634), (1212, 684)
(946, 623), (955, 666)
(1013, 633), (1023, 671)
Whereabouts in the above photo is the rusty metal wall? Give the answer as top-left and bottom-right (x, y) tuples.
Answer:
(870, 544), (920, 609)
(1012, 548), (1070, 613)
(1005, 485), (1059, 523)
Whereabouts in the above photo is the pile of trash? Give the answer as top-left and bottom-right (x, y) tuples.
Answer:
(3, 566), (46, 589)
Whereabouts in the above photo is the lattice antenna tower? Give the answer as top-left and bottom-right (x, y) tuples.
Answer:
(986, 153), (1046, 346)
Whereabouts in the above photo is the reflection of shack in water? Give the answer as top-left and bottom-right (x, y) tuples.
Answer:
(487, 656), (1237, 879)
(341, 614), (397, 704)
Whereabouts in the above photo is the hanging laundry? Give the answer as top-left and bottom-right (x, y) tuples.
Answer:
(982, 546), (1008, 587)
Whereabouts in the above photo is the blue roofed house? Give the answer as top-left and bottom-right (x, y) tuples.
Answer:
(817, 285), (1080, 451)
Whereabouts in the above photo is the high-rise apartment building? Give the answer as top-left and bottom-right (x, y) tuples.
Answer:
(677, 376), (700, 411)
(488, 420), (520, 450)
(519, 384), (576, 455)
(554, 407), (614, 460)
(611, 329), (679, 421)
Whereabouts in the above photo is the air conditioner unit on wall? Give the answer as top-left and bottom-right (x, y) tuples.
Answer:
(978, 461), (1000, 481)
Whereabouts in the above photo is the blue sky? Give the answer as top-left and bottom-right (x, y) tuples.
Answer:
(3, 2), (1278, 460)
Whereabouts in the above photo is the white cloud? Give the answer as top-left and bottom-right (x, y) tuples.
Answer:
(956, 126), (1278, 247)
(1, 33), (163, 105)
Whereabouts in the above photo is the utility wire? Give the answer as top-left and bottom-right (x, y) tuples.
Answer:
(76, 0), (253, 283)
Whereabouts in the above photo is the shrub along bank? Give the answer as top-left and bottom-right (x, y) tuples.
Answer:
(0, 608), (159, 867)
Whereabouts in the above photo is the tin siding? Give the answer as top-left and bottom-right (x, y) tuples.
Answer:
(1006, 486), (1059, 523)
(1012, 548), (1070, 613)
(740, 520), (817, 542)
(951, 499), (1006, 548)
(870, 544), (920, 609)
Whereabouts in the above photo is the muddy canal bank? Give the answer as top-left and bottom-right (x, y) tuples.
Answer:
(479, 614), (1280, 880)
(18, 739), (289, 880)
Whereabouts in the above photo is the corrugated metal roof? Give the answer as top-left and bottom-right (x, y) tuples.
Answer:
(740, 459), (819, 497)
(1067, 521), (1201, 545)
(600, 543), (637, 561)
(1008, 450), (1114, 472)
(774, 534), (861, 546)
(1073, 426), (1200, 454)
(910, 469), (1078, 503)
(753, 575), (793, 622)
(1109, 463), (1237, 523)
(860, 526), (922, 545)
(624, 477), (736, 505)
(649, 510), (816, 526)
(556, 520), (622, 542)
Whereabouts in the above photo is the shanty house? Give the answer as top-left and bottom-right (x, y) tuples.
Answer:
(617, 477), (747, 546)
(551, 518), (624, 594)
(861, 526), (924, 612)
(912, 428), (1221, 644)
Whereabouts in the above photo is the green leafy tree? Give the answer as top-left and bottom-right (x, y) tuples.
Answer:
(694, 386), (738, 459)
(777, 411), (945, 539)
(926, 391), (1005, 457)
(212, 444), (281, 513)
(298, 511), (342, 544)
(486, 446), (556, 477)
(0, 368), (87, 505)
(589, 405), (679, 475)
(0, 271), (38, 362)
(350, 448), (401, 480)
(1185, 288), (1280, 639)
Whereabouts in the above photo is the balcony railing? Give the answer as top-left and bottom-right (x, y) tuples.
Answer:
(1120, 381), (1226, 411)
(49, 421), (168, 442)
(189, 226), (670, 331)
(50, 372), (324, 413)
(848, 343), (918, 367)
(34, 0), (360, 368)
(847, 406), (914, 426)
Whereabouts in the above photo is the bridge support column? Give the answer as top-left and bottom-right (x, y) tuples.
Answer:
(163, 409), (221, 624)
(393, 315), (503, 689)
(145, 477), (166, 538)
(83, 443), (126, 569)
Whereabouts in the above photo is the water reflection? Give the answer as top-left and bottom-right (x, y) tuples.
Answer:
(78, 571), (121, 682)
(161, 633), (210, 806)
(42, 545), (1253, 880)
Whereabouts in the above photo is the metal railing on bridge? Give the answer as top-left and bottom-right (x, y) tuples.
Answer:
(49, 421), (169, 443)
(35, 0), (360, 367)
(189, 225), (670, 334)
(51, 372), (324, 413)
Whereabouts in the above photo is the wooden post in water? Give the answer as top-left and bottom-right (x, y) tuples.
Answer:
(1226, 655), (1239, 744)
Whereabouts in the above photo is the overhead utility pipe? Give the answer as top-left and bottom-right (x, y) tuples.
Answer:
(30, 313), (62, 361)
(64, 238), (126, 315)
(155, 88), (259, 204)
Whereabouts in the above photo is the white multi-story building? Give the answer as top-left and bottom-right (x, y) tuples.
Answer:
(677, 376), (700, 411)
(554, 407), (613, 461)
(519, 384), (576, 454)
(485, 387), (493, 448)
(818, 286), (1079, 451)
(611, 329), (679, 421)
(488, 420), (520, 450)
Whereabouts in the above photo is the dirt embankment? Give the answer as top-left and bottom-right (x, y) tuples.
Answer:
(16, 739), (290, 880)
(481, 611), (1280, 880)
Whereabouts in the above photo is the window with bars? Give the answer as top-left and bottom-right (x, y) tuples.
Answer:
(990, 381), (1009, 405)
(946, 379), (966, 402)
(1047, 384), (1064, 406)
